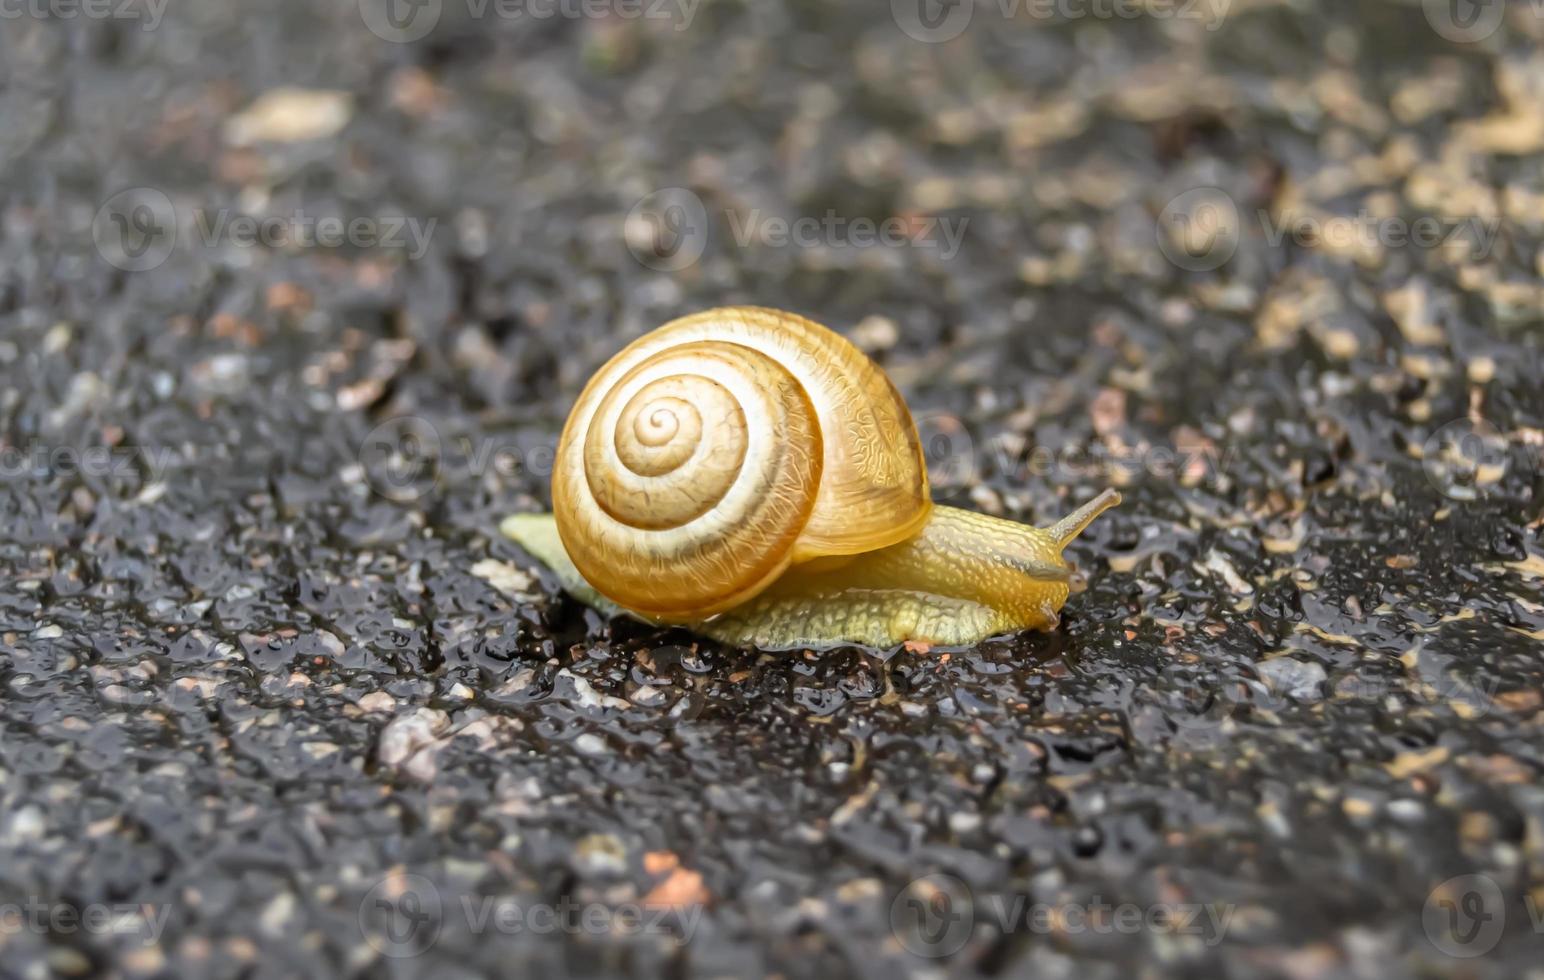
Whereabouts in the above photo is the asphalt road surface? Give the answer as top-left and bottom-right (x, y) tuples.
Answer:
(1, 1), (1542, 977)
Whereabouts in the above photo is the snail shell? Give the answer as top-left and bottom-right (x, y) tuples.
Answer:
(553, 307), (931, 621)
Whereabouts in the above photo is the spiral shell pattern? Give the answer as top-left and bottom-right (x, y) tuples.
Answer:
(554, 340), (823, 619)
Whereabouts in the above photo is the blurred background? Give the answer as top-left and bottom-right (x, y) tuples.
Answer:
(1, 0), (1542, 977)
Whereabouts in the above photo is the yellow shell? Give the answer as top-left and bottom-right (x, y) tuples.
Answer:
(552, 307), (932, 621)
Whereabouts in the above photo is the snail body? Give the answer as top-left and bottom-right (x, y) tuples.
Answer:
(502, 307), (1119, 649)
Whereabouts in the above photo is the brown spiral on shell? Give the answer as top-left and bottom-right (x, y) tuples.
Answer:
(553, 307), (930, 622)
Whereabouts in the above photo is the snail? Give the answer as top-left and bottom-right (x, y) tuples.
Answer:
(501, 307), (1120, 649)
